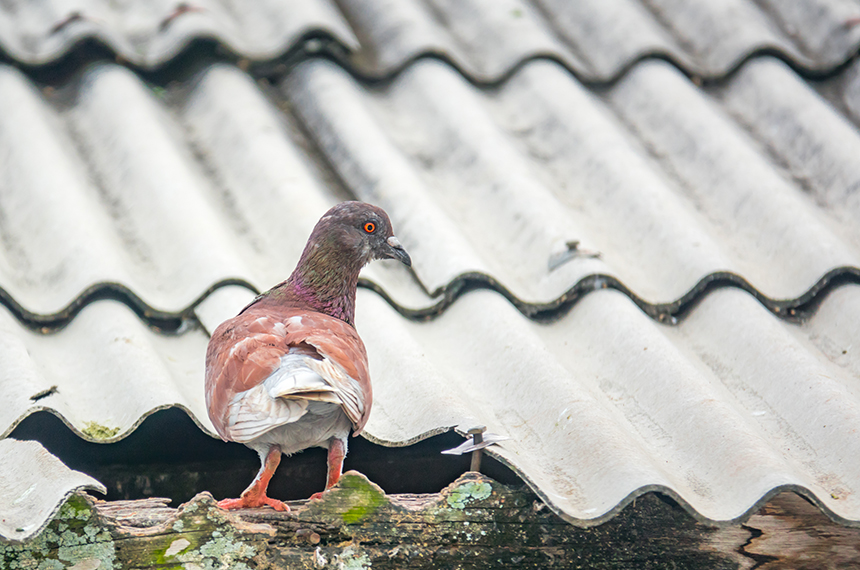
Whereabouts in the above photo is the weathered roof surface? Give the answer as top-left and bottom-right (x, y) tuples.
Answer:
(354, 284), (860, 525)
(0, 299), (211, 443)
(0, 439), (104, 542)
(2, 57), (859, 323)
(1, 0), (859, 79)
(283, 56), (860, 306)
(0, 0), (359, 68)
(337, 0), (860, 80)
(3, 1), (860, 543)
(4, 281), (860, 530)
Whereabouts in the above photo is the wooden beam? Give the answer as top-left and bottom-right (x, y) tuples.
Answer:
(3, 471), (858, 569)
(740, 493), (860, 570)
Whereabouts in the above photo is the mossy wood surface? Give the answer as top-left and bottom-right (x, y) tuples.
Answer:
(3, 471), (859, 569)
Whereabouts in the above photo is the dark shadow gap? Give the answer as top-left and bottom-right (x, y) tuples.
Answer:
(10, 408), (521, 505)
(362, 266), (860, 326)
(4, 266), (860, 334)
(3, 31), (859, 89)
(0, 278), (259, 334)
(3, 267), (860, 338)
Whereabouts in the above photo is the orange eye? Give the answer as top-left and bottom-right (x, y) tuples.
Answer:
(363, 222), (376, 233)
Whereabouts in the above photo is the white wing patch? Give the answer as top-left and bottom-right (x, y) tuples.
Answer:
(225, 348), (362, 442)
(226, 383), (309, 443)
(305, 355), (365, 427)
(265, 352), (340, 404)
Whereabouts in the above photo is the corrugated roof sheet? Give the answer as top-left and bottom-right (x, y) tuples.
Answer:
(3, 1), (860, 542)
(0, 439), (104, 542)
(3, 57), (860, 323)
(337, 0), (860, 80)
(355, 283), (860, 525)
(283, 56), (860, 305)
(1, 0), (859, 79)
(0, 0), (359, 67)
(0, 300), (210, 442)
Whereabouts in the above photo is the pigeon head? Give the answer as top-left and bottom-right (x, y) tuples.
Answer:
(258, 202), (410, 326)
(312, 202), (412, 269)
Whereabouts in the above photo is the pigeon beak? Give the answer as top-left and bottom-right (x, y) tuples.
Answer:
(385, 236), (412, 267)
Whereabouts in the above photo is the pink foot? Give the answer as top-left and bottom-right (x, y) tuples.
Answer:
(309, 491), (326, 501)
(217, 495), (289, 511)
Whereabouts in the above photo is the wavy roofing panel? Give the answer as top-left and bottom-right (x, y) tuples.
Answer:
(0, 300), (212, 442)
(715, 57), (860, 228)
(1, 55), (860, 318)
(0, 62), (352, 318)
(0, 439), (104, 542)
(841, 57), (860, 122)
(283, 57), (860, 305)
(3, 279), (860, 536)
(0, 0), (358, 67)
(0, 0), (859, 79)
(352, 283), (860, 525)
(3, 52), (860, 539)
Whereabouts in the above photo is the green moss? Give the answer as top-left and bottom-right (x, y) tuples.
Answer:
(338, 475), (386, 524)
(446, 482), (493, 510)
(81, 422), (120, 440)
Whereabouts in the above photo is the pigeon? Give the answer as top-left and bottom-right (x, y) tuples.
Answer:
(205, 202), (411, 511)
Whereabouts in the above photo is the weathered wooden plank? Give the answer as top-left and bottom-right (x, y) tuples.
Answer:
(741, 493), (860, 570)
(5, 471), (856, 569)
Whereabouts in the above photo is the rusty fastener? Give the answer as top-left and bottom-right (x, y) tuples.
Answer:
(440, 426), (509, 470)
(468, 426), (486, 473)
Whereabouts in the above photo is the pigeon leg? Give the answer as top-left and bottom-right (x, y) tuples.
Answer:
(310, 437), (347, 500)
(218, 445), (288, 511)
(325, 437), (346, 489)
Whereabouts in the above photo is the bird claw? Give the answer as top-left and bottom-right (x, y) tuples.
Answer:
(262, 497), (290, 511)
(217, 496), (289, 511)
(309, 491), (326, 501)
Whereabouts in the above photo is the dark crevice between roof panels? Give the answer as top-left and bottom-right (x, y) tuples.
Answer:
(361, 266), (860, 325)
(1, 266), (857, 334)
(279, 45), (860, 89)
(4, 26), (860, 91)
(0, 33), (352, 87)
(9, 406), (860, 531)
(0, 278), (259, 334)
(7, 407), (520, 506)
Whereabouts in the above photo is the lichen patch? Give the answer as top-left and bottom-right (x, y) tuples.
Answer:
(446, 481), (493, 510)
(335, 546), (371, 570)
(1, 495), (117, 570)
